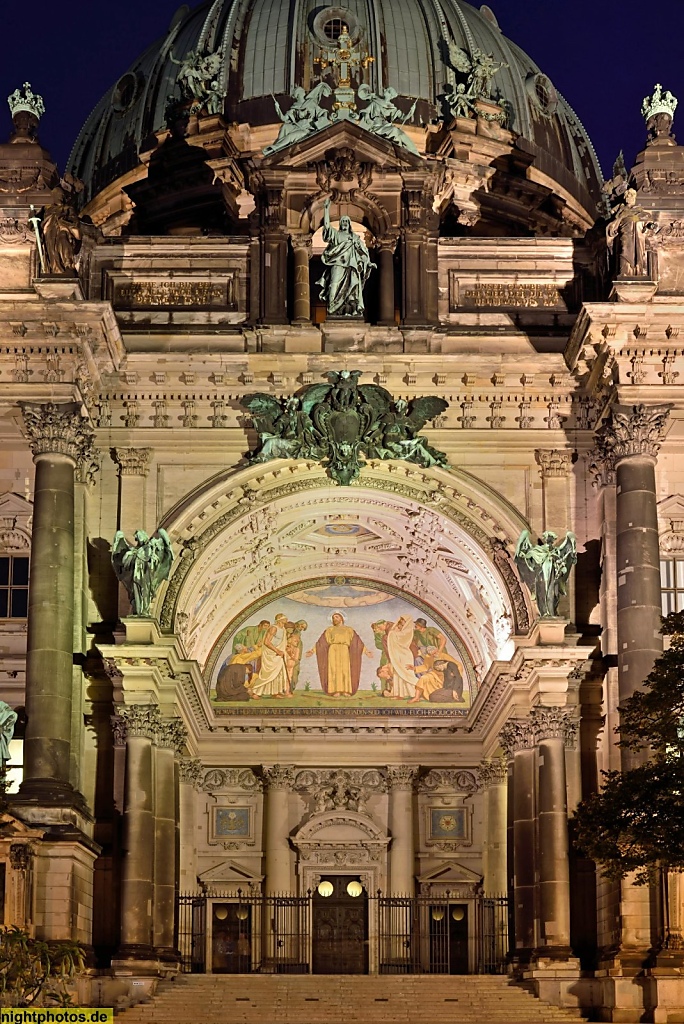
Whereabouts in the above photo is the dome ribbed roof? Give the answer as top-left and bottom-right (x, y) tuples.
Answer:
(68, 0), (602, 215)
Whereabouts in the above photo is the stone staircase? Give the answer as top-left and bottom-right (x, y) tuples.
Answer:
(116, 974), (584, 1023)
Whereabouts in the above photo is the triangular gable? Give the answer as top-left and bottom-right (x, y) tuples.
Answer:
(0, 492), (32, 551)
(259, 119), (423, 171)
(418, 860), (482, 886)
(199, 858), (263, 886)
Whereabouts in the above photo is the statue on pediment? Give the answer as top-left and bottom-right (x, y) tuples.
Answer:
(357, 85), (419, 154)
(263, 83), (332, 155)
(112, 528), (174, 617)
(446, 41), (508, 101)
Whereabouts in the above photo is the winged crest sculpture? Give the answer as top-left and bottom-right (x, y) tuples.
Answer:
(242, 371), (448, 485)
(514, 530), (577, 619)
(111, 528), (174, 617)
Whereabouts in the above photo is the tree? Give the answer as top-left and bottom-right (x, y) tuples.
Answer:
(573, 611), (684, 883)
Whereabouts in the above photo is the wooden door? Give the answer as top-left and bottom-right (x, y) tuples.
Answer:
(312, 876), (368, 974)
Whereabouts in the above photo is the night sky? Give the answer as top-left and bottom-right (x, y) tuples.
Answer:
(2, 0), (683, 180)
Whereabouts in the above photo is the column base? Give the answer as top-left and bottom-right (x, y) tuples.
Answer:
(532, 946), (577, 964)
(13, 777), (90, 816)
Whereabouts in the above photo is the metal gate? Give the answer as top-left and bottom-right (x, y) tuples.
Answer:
(178, 891), (509, 975)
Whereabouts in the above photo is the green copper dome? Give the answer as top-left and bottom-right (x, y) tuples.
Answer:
(68, 0), (602, 215)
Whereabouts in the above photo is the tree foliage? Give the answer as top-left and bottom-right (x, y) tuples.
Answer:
(573, 611), (684, 882)
(0, 926), (85, 1007)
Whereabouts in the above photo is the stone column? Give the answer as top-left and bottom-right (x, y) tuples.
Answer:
(290, 234), (312, 324)
(262, 765), (295, 895)
(18, 402), (95, 804)
(178, 759), (203, 893)
(116, 705), (161, 960)
(478, 758), (508, 897)
(387, 766), (418, 897)
(531, 706), (577, 959)
(376, 235), (398, 326)
(154, 719), (186, 959)
(500, 719), (537, 961)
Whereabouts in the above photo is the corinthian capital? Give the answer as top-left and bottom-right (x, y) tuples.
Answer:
(595, 403), (673, 467)
(477, 757), (508, 787)
(178, 758), (204, 787)
(262, 764), (296, 790)
(20, 401), (96, 469)
(118, 703), (163, 740)
(535, 449), (573, 479)
(499, 718), (536, 758)
(156, 718), (188, 754)
(112, 447), (153, 477)
(386, 765), (419, 790)
(531, 706), (578, 747)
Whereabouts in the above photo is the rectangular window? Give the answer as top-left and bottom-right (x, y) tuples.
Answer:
(661, 558), (684, 615)
(0, 556), (29, 619)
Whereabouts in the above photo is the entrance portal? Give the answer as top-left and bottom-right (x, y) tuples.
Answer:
(312, 876), (368, 975)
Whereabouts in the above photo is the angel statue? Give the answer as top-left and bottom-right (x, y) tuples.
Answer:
(447, 39), (508, 101)
(378, 397), (449, 467)
(357, 85), (419, 155)
(171, 48), (224, 115)
(0, 701), (17, 766)
(263, 83), (332, 155)
(111, 529), (174, 617)
(514, 530), (577, 619)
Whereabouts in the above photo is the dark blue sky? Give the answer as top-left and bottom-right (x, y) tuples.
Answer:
(2, 0), (682, 178)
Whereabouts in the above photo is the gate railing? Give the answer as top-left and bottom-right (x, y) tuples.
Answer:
(178, 891), (509, 975)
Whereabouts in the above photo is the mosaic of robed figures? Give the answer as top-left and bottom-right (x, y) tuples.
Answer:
(207, 583), (474, 715)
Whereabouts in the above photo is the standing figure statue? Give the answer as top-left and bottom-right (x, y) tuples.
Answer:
(317, 198), (376, 317)
(0, 701), (17, 765)
(111, 528), (174, 617)
(41, 178), (84, 275)
(263, 83), (332, 155)
(514, 530), (577, 619)
(606, 187), (653, 278)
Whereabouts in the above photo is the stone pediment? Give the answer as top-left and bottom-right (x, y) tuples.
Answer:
(199, 857), (263, 890)
(260, 120), (423, 171)
(0, 491), (32, 551)
(0, 811), (45, 841)
(659, 494), (684, 553)
(294, 810), (388, 845)
(418, 861), (482, 886)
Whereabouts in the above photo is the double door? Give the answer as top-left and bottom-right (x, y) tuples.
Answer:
(312, 876), (369, 974)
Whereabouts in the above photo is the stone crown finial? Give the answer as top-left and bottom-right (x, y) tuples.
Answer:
(642, 83), (678, 124)
(8, 82), (45, 121)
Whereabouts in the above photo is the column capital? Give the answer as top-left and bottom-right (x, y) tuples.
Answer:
(118, 703), (162, 741)
(112, 447), (153, 477)
(386, 765), (419, 790)
(290, 233), (313, 255)
(534, 449), (573, 479)
(531, 705), (578, 748)
(594, 402), (673, 468)
(262, 764), (296, 790)
(178, 758), (204, 788)
(477, 757), (508, 787)
(499, 718), (536, 758)
(156, 718), (187, 755)
(376, 233), (400, 253)
(20, 401), (96, 469)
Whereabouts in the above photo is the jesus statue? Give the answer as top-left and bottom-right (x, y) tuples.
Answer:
(317, 198), (376, 317)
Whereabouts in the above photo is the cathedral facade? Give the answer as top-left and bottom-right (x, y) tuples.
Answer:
(0, 1), (683, 1019)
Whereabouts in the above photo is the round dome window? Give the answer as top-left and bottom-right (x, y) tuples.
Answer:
(112, 73), (140, 114)
(311, 8), (360, 48)
(526, 73), (558, 117)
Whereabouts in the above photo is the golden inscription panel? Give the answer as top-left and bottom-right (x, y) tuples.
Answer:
(113, 276), (236, 309)
(449, 275), (564, 311)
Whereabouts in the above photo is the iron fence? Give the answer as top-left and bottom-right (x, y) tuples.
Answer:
(178, 891), (509, 976)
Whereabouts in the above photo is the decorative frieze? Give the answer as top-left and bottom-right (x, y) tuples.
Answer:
(535, 449), (573, 479)
(112, 447), (153, 477)
(202, 767), (263, 792)
(594, 403), (672, 467)
(20, 402), (96, 469)
(417, 769), (479, 794)
(295, 768), (386, 814)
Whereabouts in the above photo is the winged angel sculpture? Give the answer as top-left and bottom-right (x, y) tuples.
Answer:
(111, 529), (174, 617)
(446, 39), (508, 116)
(242, 371), (448, 485)
(514, 530), (577, 619)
